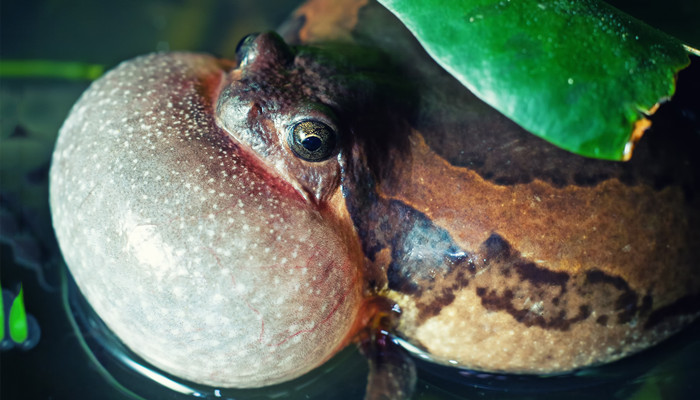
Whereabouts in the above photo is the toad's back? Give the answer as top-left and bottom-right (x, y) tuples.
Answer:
(288, 0), (700, 373)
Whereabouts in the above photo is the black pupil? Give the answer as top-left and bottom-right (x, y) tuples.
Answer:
(288, 120), (336, 162)
(301, 136), (322, 152)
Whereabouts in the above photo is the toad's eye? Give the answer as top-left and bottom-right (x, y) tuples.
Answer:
(287, 120), (338, 162)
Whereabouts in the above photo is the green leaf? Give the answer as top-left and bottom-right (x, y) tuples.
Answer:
(9, 285), (29, 344)
(377, 0), (692, 160)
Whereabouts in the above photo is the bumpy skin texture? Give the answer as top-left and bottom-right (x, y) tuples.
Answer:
(289, 0), (700, 374)
(50, 49), (365, 387)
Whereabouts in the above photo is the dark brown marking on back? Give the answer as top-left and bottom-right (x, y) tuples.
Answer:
(415, 268), (472, 321)
(380, 199), (478, 302)
(515, 262), (569, 293)
(469, 234), (674, 331)
(584, 269), (647, 325)
(410, 48), (700, 197)
(474, 234), (590, 331)
(477, 286), (591, 331)
(342, 153), (480, 319)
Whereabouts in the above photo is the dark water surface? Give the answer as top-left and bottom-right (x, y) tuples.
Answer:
(1, 1), (699, 399)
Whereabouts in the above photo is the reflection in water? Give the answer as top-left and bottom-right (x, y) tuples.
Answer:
(61, 261), (700, 400)
(62, 268), (369, 399)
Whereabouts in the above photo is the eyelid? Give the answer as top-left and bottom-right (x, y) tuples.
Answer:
(288, 104), (339, 133)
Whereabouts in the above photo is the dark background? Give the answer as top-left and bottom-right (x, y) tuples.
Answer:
(1, 0), (699, 399)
